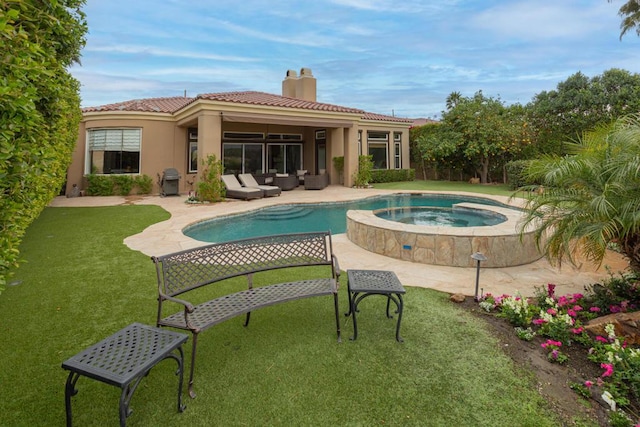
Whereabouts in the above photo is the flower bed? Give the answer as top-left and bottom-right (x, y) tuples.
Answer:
(478, 273), (640, 426)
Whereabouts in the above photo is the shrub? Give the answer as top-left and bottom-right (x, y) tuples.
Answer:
(134, 175), (153, 194)
(584, 271), (640, 315)
(505, 159), (533, 190)
(0, 1), (87, 294)
(370, 168), (415, 183)
(352, 155), (373, 187)
(197, 155), (225, 202)
(86, 174), (154, 196)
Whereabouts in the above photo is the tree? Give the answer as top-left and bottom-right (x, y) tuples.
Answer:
(440, 91), (529, 183)
(608, 0), (640, 39)
(0, 1), (87, 294)
(518, 113), (640, 271)
(413, 123), (461, 180)
(445, 91), (462, 110)
(527, 69), (640, 155)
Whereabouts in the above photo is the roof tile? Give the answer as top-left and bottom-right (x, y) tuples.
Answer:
(82, 91), (411, 123)
(197, 91), (364, 114)
(82, 97), (194, 113)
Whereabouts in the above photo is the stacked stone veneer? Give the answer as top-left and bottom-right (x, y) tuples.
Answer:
(346, 203), (543, 268)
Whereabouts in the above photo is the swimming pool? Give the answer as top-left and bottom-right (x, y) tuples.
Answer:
(183, 194), (510, 243)
(374, 206), (507, 227)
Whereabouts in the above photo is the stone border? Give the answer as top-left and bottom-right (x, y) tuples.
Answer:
(346, 203), (543, 268)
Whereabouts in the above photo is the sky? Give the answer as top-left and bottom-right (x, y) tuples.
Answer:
(70, 0), (640, 119)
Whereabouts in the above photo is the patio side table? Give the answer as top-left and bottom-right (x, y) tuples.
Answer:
(62, 323), (188, 427)
(345, 269), (406, 342)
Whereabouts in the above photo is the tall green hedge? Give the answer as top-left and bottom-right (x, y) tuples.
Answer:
(370, 169), (415, 183)
(0, 1), (87, 294)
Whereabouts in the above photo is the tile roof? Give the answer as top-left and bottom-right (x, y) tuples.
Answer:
(362, 112), (414, 123)
(197, 91), (364, 114)
(411, 117), (440, 126)
(82, 97), (194, 113)
(82, 91), (411, 123)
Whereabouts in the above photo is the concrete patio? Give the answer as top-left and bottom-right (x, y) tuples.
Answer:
(50, 186), (629, 298)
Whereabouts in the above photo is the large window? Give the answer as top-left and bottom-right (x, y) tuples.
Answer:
(267, 144), (302, 174)
(87, 128), (141, 174)
(394, 132), (402, 169)
(188, 129), (198, 173)
(222, 143), (264, 175)
(367, 131), (388, 169)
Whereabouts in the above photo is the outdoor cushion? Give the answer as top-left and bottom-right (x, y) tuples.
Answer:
(221, 175), (263, 200)
(238, 173), (281, 197)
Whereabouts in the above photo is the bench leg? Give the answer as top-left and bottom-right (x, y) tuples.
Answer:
(333, 293), (341, 342)
(188, 333), (198, 399)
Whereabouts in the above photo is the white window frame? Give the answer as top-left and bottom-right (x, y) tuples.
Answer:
(85, 128), (142, 174)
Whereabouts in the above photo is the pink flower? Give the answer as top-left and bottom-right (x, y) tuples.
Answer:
(567, 309), (577, 317)
(557, 296), (568, 307)
(546, 308), (557, 316)
(542, 339), (562, 349)
(600, 363), (614, 377)
(573, 293), (584, 301)
(571, 327), (584, 334)
(572, 305), (583, 312)
(547, 284), (556, 298)
(584, 380), (593, 388)
(610, 305), (621, 313)
(589, 306), (601, 313)
(533, 318), (547, 325)
(551, 349), (559, 359)
(595, 336), (608, 343)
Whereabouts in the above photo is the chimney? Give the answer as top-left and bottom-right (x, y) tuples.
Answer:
(282, 69), (297, 98)
(281, 68), (316, 102)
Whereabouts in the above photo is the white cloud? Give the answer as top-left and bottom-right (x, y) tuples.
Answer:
(85, 45), (258, 62)
(470, 1), (616, 40)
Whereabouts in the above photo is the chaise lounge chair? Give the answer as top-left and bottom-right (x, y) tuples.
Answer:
(221, 175), (263, 200)
(238, 173), (282, 197)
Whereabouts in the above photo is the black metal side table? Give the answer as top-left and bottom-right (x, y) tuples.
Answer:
(62, 323), (188, 427)
(345, 269), (406, 342)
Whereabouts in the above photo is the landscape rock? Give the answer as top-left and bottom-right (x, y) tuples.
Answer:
(450, 293), (466, 303)
(584, 311), (640, 345)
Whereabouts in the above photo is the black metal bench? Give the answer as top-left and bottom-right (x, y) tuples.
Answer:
(152, 231), (341, 398)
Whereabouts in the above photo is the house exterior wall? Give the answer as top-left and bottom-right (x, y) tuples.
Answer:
(67, 91), (411, 195)
(67, 113), (411, 195)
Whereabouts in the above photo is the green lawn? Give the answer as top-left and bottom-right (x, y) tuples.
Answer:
(0, 193), (561, 426)
(373, 179), (514, 197)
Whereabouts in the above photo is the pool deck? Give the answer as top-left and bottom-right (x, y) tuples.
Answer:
(50, 185), (630, 298)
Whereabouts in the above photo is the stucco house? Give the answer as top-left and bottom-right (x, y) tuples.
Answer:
(65, 68), (413, 195)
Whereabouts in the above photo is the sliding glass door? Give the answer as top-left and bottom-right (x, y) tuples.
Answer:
(267, 143), (302, 174)
(222, 143), (264, 175)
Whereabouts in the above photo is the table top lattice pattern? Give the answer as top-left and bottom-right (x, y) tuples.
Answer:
(347, 269), (406, 294)
(62, 323), (188, 387)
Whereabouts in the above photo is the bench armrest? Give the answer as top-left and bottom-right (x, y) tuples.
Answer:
(159, 293), (195, 313)
(332, 254), (341, 279)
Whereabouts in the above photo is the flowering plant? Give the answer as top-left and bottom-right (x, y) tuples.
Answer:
(541, 339), (569, 364)
(495, 293), (536, 327)
(587, 323), (640, 409)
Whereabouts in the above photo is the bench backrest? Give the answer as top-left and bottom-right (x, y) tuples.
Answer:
(153, 231), (334, 297)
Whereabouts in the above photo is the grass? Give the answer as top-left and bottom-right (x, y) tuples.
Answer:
(0, 196), (561, 426)
(373, 179), (514, 197)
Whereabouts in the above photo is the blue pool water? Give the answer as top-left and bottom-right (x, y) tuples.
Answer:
(375, 206), (506, 227)
(184, 193), (509, 243)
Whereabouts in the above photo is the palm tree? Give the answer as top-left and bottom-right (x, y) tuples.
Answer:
(609, 0), (640, 39)
(517, 113), (640, 271)
(445, 91), (462, 111)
